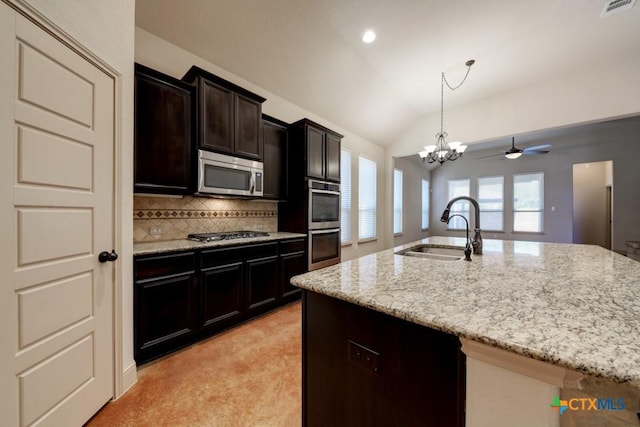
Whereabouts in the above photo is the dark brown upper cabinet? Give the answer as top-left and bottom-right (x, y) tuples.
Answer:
(134, 63), (194, 195)
(183, 66), (266, 161)
(290, 118), (343, 183)
(262, 114), (289, 200)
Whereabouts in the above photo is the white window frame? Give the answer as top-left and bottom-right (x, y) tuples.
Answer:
(340, 149), (352, 245)
(421, 179), (429, 230)
(358, 156), (377, 241)
(513, 172), (544, 233)
(393, 168), (403, 235)
(478, 175), (504, 232)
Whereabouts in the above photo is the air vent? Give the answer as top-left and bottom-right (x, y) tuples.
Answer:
(600, 0), (637, 18)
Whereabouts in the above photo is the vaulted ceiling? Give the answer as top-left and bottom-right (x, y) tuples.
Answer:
(136, 0), (640, 147)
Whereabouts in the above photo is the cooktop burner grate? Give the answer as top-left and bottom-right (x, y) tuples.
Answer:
(187, 230), (269, 243)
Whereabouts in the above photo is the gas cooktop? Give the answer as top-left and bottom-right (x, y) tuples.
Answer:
(187, 231), (269, 243)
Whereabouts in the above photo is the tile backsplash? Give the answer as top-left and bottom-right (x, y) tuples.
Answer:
(134, 195), (278, 243)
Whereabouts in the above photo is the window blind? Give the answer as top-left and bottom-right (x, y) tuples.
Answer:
(393, 169), (402, 234)
(358, 156), (377, 240)
(421, 179), (429, 230)
(447, 178), (470, 230)
(514, 172), (544, 232)
(478, 176), (504, 231)
(340, 150), (351, 243)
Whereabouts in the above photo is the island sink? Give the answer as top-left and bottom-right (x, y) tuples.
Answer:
(395, 244), (465, 261)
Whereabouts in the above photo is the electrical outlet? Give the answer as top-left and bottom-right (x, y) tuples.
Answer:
(149, 227), (164, 235)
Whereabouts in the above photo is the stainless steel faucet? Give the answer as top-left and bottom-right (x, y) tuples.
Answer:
(440, 196), (483, 255)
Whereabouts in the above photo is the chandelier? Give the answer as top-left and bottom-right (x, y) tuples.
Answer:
(419, 59), (475, 165)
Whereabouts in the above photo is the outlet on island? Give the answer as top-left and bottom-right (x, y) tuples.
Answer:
(149, 227), (164, 235)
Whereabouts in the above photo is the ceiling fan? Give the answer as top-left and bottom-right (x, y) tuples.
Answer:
(477, 137), (552, 160)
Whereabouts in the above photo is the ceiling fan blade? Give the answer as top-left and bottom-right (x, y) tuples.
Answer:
(523, 150), (550, 155)
(475, 153), (504, 159)
(523, 143), (552, 152)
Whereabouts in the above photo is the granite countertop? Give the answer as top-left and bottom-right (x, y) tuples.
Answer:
(133, 232), (307, 256)
(291, 236), (640, 388)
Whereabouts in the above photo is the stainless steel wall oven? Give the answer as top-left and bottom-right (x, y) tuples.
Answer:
(307, 180), (341, 270)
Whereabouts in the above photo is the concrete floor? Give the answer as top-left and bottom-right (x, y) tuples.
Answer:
(86, 302), (302, 426)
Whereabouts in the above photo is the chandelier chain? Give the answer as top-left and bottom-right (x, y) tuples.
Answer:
(440, 61), (473, 135)
(440, 73), (444, 135)
(442, 62), (473, 91)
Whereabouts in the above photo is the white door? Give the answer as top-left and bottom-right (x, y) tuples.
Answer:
(0, 3), (115, 426)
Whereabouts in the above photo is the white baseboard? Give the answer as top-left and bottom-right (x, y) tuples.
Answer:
(117, 362), (138, 399)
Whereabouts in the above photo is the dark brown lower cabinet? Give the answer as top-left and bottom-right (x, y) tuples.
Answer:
(134, 238), (306, 364)
(246, 255), (279, 316)
(134, 251), (197, 364)
(279, 238), (306, 301)
(200, 261), (243, 334)
(303, 290), (465, 427)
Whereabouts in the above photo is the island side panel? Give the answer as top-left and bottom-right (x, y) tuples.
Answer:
(302, 290), (465, 426)
(302, 290), (349, 425)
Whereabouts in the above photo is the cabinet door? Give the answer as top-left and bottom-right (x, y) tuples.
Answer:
(306, 126), (325, 180)
(235, 93), (263, 160)
(325, 133), (341, 183)
(200, 262), (244, 334)
(262, 117), (287, 199)
(200, 78), (234, 153)
(134, 66), (193, 194)
(280, 250), (306, 300)
(134, 274), (197, 364)
(245, 255), (279, 316)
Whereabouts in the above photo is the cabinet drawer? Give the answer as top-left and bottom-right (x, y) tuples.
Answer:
(244, 242), (279, 259)
(135, 251), (196, 281)
(280, 238), (305, 254)
(200, 246), (246, 269)
(200, 242), (279, 268)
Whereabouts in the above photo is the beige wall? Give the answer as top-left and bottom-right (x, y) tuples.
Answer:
(392, 157), (431, 247)
(135, 28), (388, 260)
(21, 0), (136, 396)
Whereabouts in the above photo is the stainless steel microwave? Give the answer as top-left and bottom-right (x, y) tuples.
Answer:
(197, 150), (263, 197)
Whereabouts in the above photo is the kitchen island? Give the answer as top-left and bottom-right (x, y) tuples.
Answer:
(291, 237), (640, 426)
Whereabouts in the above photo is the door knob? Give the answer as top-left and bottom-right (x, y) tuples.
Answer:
(99, 250), (118, 263)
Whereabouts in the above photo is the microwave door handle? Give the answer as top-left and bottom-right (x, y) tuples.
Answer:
(250, 171), (255, 194)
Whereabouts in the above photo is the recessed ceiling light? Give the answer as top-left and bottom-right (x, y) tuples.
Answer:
(362, 30), (376, 44)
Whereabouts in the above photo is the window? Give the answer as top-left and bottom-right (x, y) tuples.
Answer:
(393, 169), (403, 235)
(478, 176), (504, 231)
(513, 172), (544, 232)
(340, 150), (351, 243)
(447, 178), (470, 230)
(421, 179), (430, 230)
(358, 156), (377, 240)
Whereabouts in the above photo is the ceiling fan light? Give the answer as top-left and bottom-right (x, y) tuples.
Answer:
(447, 141), (462, 150)
(505, 152), (523, 159)
(457, 145), (467, 153)
(418, 150), (428, 159)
